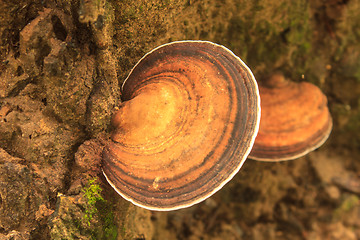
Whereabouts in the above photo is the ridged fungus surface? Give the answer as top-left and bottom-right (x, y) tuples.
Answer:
(249, 73), (332, 162)
(102, 41), (260, 211)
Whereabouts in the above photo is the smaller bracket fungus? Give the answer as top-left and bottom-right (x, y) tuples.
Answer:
(102, 41), (260, 211)
(249, 73), (333, 161)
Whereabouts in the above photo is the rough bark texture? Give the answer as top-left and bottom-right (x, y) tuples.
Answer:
(0, 0), (359, 239)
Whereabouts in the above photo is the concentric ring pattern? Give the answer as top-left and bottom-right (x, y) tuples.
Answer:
(249, 75), (332, 161)
(102, 41), (260, 211)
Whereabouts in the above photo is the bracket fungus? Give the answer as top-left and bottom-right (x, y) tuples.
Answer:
(102, 41), (260, 211)
(249, 73), (333, 161)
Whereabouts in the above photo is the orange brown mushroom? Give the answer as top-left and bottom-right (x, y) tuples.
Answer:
(102, 41), (261, 211)
(248, 73), (333, 161)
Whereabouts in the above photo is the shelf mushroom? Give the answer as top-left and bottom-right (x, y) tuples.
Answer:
(249, 73), (332, 161)
(102, 41), (261, 211)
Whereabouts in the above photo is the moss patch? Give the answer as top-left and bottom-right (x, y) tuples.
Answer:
(82, 178), (118, 240)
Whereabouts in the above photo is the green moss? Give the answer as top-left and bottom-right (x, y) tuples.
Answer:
(333, 194), (360, 220)
(82, 178), (118, 240)
(345, 103), (360, 149)
(83, 178), (104, 226)
(331, 99), (360, 150)
(222, 0), (312, 78)
(101, 211), (118, 240)
(342, 195), (359, 212)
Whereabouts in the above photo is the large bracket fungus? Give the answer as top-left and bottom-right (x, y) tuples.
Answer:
(249, 73), (333, 161)
(102, 41), (261, 211)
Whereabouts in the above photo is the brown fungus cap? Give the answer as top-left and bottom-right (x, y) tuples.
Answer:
(102, 41), (260, 211)
(249, 73), (333, 161)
